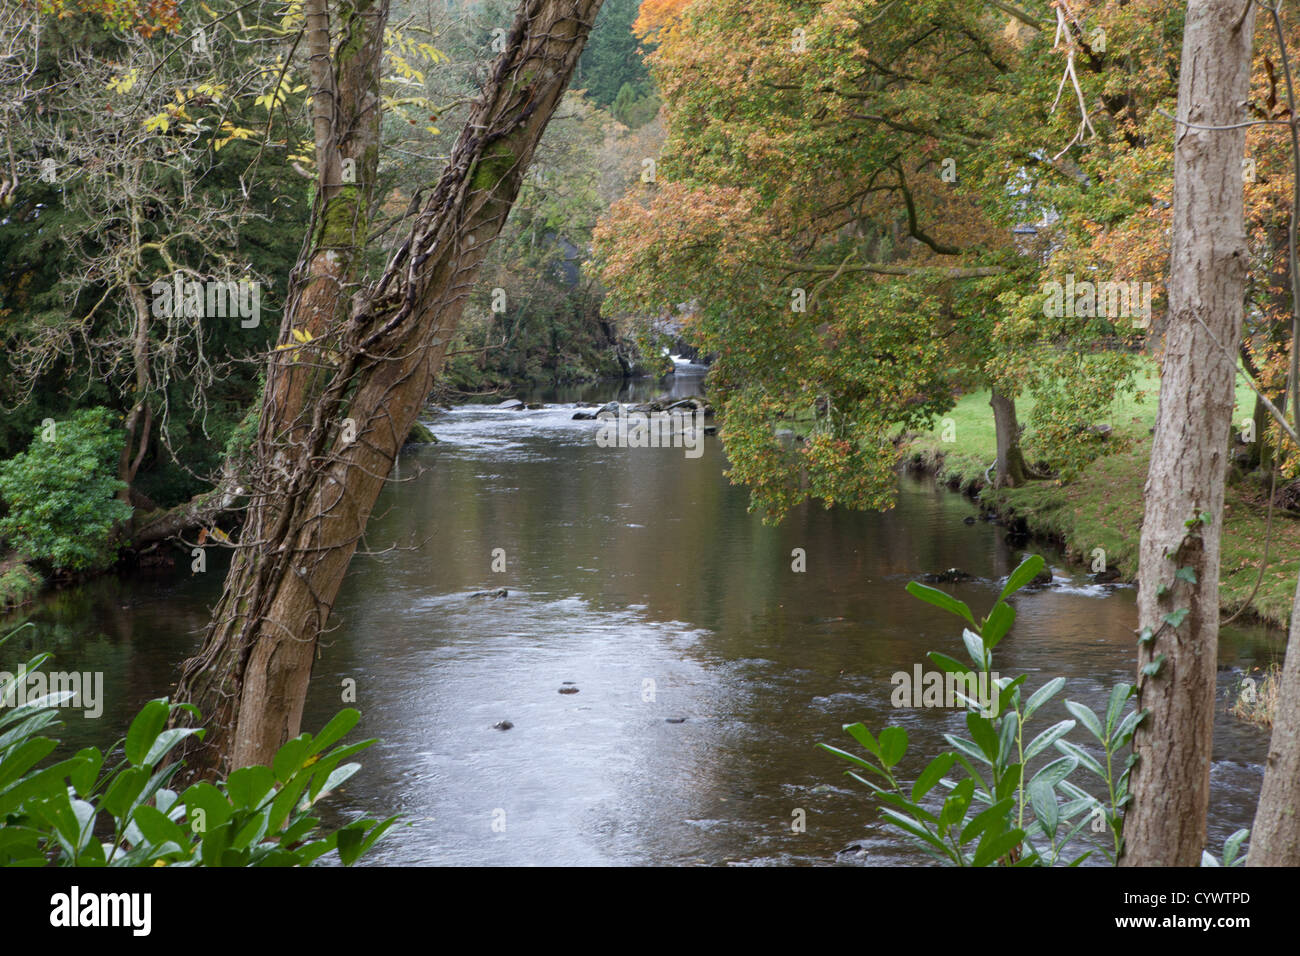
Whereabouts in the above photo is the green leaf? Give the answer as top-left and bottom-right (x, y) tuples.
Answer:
(877, 727), (908, 769)
(271, 735), (313, 783)
(124, 699), (170, 766)
(1028, 780), (1059, 839)
(132, 804), (189, 849)
(226, 765), (277, 810)
(142, 727), (202, 769)
(843, 723), (880, 759)
(1063, 700), (1103, 742)
(68, 748), (103, 798)
(939, 778), (975, 830)
(928, 652), (972, 677)
(1162, 608), (1189, 629)
(336, 822), (367, 866)
(906, 581), (976, 627)
(911, 752), (956, 803)
(1024, 677), (1066, 721)
(305, 709), (361, 758)
(944, 733), (992, 768)
(1223, 828), (1249, 866)
(981, 602), (1016, 650)
(960, 797), (1015, 845)
(818, 743), (887, 778)
(1142, 654), (1167, 677)
(1054, 739), (1105, 778)
(1030, 754), (1079, 791)
(101, 766), (149, 819)
(1104, 683), (1133, 738)
(973, 827), (1025, 867)
(962, 628), (987, 671)
(1175, 566), (1197, 585)
(998, 554), (1045, 602)
(966, 712), (999, 761)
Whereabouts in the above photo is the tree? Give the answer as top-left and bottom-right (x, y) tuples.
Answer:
(1122, 0), (1256, 867)
(174, 0), (604, 779)
(598, 0), (1163, 518)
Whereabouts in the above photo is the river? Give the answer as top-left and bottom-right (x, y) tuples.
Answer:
(2, 367), (1282, 865)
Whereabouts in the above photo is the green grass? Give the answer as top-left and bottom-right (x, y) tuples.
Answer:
(903, 368), (1295, 628)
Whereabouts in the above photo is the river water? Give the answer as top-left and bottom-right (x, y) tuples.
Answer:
(2, 368), (1282, 865)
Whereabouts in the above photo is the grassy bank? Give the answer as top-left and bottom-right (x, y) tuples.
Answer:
(905, 373), (1297, 629)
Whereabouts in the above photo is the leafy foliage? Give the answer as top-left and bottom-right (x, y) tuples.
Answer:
(0, 408), (133, 572)
(0, 630), (397, 866)
(821, 555), (1147, 865)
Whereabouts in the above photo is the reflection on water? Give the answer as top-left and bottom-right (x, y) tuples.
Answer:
(2, 370), (1283, 865)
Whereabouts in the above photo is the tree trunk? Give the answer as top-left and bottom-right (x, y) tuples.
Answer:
(1247, 573), (1300, 864)
(1121, 0), (1255, 867)
(174, 0), (604, 779)
(990, 389), (1028, 488)
(117, 280), (152, 497)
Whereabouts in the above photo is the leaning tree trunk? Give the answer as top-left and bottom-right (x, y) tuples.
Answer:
(174, 0), (604, 779)
(990, 389), (1028, 488)
(1121, 0), (1255, 867)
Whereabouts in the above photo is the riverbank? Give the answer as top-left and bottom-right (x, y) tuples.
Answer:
(905, 383), (1298, 630)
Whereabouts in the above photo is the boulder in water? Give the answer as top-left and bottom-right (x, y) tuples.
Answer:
(471, 588), (508, 599)
(406, 421), (438, 444)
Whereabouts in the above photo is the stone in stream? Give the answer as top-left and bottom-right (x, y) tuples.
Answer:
(837, 841), (870, 860)
(493, 720), (514, 731)
(497, 398), (525, 410)
(921, 568), (974, 584)
(665, 717), (686, 724)
(1026, 565), (1054, 587)
(558, 685), (579, 694)
(471, 588), (508, 599)
(1093, 568), (1122, 584)
(963, 516), (976, 525)
(572, 411), (597, 420)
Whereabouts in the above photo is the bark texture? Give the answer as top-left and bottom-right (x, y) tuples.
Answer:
(990, 389), (1028, 488)
(1248, 574), (1300, 864)
(173, 0), (604, 778)
(1121, 0), (1255, 866)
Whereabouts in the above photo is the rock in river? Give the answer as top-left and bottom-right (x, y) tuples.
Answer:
(921, 568), (974, 584)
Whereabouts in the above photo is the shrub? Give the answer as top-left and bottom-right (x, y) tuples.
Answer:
(0, 407), (133, 572)
(0, 630), (398, 866)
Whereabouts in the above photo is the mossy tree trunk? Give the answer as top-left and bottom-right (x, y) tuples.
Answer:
(174, 0), (605, 779)
(990, 389), (1028, 488)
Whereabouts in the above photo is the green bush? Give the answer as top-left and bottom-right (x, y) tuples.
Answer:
(0, 407), (133, 572)
(0, 630), (398, 866)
